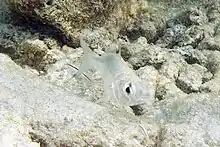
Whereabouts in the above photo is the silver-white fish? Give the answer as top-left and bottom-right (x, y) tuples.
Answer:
(75, 36), (152, 106)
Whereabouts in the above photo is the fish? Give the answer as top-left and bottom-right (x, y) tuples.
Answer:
(74, 36), (152, 106)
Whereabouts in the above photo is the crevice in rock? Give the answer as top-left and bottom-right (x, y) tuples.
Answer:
(119, 20), (166, 44)
(174, 71), (191, 94)
(0, 43), (20, 59)
(10, 11), (74, 48)
(46, 0), (54, 6)
(154, 127), (165, 147)
(29, 132), (48, 147)
(152, 62), (164, 70)
(132, 64), (147, 70)
(155, 85), (166, 101)
(190, 33), (205, 49)
(132, 62), (163, 71)
(183, 54), (204, 65)
(202, 78), (211, 85)
(120, 25), (166, 44)
(175, 78), (197, 94)
(166, 41), (179, 49)
(205, 57), (218, 75)
(119, 26), (141, 43)
(151, 27), (167, 44)
(184, 57), (200, 64)
(202, 72), (214, 84)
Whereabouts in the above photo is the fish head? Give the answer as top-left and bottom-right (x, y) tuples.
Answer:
(115, 77), (153, 106)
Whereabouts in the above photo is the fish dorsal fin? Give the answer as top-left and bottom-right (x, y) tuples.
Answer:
(74, 35), (97, 77)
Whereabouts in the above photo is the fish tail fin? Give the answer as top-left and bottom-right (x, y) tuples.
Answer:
(74, 36), (96, 77)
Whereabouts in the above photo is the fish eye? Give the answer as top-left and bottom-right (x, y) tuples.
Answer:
(124, 83), (132, 95)
(125, 86), (131, 94)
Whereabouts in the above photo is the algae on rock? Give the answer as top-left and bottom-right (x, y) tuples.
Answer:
(7, 0), (140, 47)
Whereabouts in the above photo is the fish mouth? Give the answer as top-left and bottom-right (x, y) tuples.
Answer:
(130, 104), (146, 115)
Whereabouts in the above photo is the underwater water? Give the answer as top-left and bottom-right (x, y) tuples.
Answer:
(1, 0), (220, 146)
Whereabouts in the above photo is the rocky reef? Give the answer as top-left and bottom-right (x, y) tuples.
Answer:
(1, 0), (220, 146)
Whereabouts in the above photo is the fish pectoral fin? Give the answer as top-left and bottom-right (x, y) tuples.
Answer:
(75, 58), (91, 77)
(66, 63), (92, 81)
(66, 63), (85, 77)
(74, 63), (92, 82)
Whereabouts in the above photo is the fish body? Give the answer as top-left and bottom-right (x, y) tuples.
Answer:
(75, 37), (152, 106)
